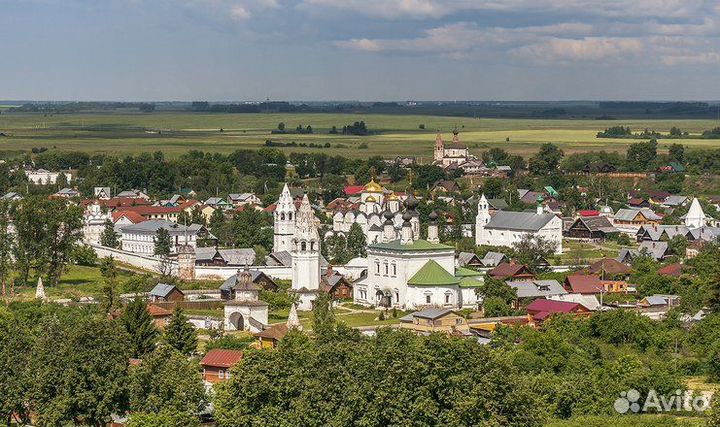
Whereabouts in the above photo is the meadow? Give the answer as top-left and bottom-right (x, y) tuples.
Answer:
(1, 111), (719, 159)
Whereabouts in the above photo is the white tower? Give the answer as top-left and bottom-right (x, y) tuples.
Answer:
(273, 183), (296, 253)
(291, 194), (321, 310)
(475, 194), (491, 245)
(684, 197), (707, 229)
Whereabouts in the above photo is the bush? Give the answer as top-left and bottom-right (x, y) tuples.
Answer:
(358, 142), (369, 149)
(72, 245), (98, 266)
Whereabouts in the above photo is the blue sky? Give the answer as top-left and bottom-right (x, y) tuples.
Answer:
(1, 0), (719, 101)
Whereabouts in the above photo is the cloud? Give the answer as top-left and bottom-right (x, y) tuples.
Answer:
(303, 0), (441, 19)
(510, 37), (644, 64)
(230, 5), (251, 20)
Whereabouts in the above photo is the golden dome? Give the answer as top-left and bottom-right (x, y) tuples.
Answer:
(386, 193), (398, 201)
(364, 178), (383, 193)
(365, 195), (377, 203)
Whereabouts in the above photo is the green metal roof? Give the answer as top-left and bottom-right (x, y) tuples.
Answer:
(407, 260), (459, 287)
(369, 239), (454, 252)
(455, 266), (482, 277)
(459, 277), (484, 288)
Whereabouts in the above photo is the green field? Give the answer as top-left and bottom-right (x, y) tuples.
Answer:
(1, 112), (719, 159)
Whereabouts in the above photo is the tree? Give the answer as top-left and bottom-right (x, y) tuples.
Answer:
(129, 346), (206, 415)
(154, 228), (172, 257)
(30, 312), (130, 427)
(667, 235), (689, 258)
(312, 291), (336, 340)
(668, 143), (684, 163)
(476, 274), (517, 316)
(0, 201), (14, 298)
(127, 411), (200, 427)
(99, 257), (120, 314)
(512, 234), (557, 272)
(164, 307), (197, 356)
(346, 223), (366, 258)
(101, 219), (120, 248)
(277, 122), (285, 131)
(120, 297), (159, 358)
(0, 309), (31, 425)
(529, 143), (563, 176)
(625, 139), (658, 171)
(482, 178), (504, 198)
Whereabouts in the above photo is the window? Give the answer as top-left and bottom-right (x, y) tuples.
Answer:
(218, 369), (225, 379)
(456, 318), (463, 325)
(392, 263), (397, 276)
(395, 291), (399, 302)
(375, 261), (380, 274)
(301, 242), (306, 251)
(425, 295), (431, 304)
(384, 261), (388, 276)
(445, 294), (451, 304)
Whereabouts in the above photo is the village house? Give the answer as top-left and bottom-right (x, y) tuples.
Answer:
(148, 283), (185, 303)
(228, 193), (262, 207)
(223, 266), (269, 332)
(488, 261), (534, 281)
(564, 215), (618, 240)
(613, 208), (663, 230)
(399, 308), (471, 335)
(147, 304), (173, 328)
(508, 280), (567, 308)
(526, 299), (592, 327)
(200, 349), (244, 384)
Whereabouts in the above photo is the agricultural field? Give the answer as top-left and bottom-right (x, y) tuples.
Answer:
(1, 111), (719, 159)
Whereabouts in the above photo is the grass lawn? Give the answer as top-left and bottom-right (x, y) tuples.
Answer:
(559, 239), (630, 265)
(11, 264), (136, 300)
(1, 112), (719, 159)
(545, 414), (705, 427)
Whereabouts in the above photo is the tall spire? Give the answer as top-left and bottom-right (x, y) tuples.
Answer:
(684, 197), (707, 229)
(294, 194), (319, 241)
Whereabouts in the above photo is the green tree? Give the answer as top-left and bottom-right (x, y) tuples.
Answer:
(667, 235), (689, 258)
(625, 139), (658, 171)
(0, 309), (31, 425)
(164, 307), (198, 356)
(529, 143), (563, 176)
(476, 274), (517, 314)
(0, 201), (15, 298)
(154, 228), (172, 257)
(101, 219), (120, 248)
(311, 291), (336, 340)
(30, 312), (130, 427)
(668, 143), (684, 163)
(512, 234), (556, 272)
(346, 223), (367, 258)
(129, 346), (206, 415)
(127, 411), (200, 427)
(120, 297), (159, 358)
(99, 256), (120, 314)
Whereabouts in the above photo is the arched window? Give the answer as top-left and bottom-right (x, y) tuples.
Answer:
(391, 263), (397, 276)
(301, 241), (307, 251)
(281, 213), (285, 220)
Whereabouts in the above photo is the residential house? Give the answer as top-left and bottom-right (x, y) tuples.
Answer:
(116, 189), (151, 200)
(321, 266), (353, 299)
(658, 262), (683, 277)
(526, 299), (592, 327)
(628, 198), (651, 209)
(457, 252), (483, 268)
(147, 304), (173, 328)
(228, 193), (262, 207)
(508, 279), (567, 308)
(219, 268), (279, 299)
(205, 197), (233, 210)
(200, 349), (243, 384)
(399, 308), (471, 335)
(52, 187), (81, 199)
(120, 219), (211, 255)
(479, 251), (509, 267)
(565, 274), (631, 295)
(488, 262), (534, 281)
(25, 169), (72, 185)
(564, 215), (618, 240)
(149, 283), (185, 302)
(613, 208), (663, 229)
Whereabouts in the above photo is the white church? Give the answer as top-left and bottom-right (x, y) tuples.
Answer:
(475, 194), (563, 254)
(353, 196), (483, 310)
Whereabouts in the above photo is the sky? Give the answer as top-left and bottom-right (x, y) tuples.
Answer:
(1, 0), (719, 101)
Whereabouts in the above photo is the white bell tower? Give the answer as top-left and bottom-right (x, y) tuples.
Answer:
(475, 194), (491, 246)
(273, 183), (296, 253)
(291, 195), (321, 310)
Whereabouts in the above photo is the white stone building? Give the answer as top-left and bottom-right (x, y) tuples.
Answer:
(273, 184), (296, 253)
(82, 202), (112, 245)
(433, 131), (474, 168)
(120, 219), (206, 255)
(25, 169), (72, 185)
(475, 194), (563, 254)
(223, 266), (269, 333)
(353, 200), (483, 310)
(291, 194), (322, 310)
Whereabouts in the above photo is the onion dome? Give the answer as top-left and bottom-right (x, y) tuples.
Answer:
(365, 195), (377, 203)
(386, 192), (399, 201)
(429, 210), (439, 222)
(404, 193), (419, 210)
(402, 211), (412, 222)
(364, 178), (383, 193)
(383, 210), (394, 220)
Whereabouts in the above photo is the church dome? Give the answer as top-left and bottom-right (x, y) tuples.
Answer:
(429, 210), (439, 221)
(364, 178), (383, 193)
(365, 195), (377, 203)
(402, 211), (413, 222)
(386, 193), (398, 201)
(404, 193), (419, 210)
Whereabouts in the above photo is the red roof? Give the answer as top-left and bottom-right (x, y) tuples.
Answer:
(82, 197), (152, 209)
(658, 263), (683, 277)
(527, 299), (583, 321)
(200, 349), (244, 368)
(565, 274), (604, 294)
(628, 197), (648, 206)
(579, 210), (600, 217)
(114, 205), (183, 217)
(344, 185), (365, 196)
(587, 258), (631, 275)
(147, 304), (172, 317)
(489, 262), (533, 279)
(112, 210), (145, 224)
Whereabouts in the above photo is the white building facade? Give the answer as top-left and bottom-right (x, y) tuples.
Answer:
(82, 202), (112, 245)
(475, 194), (563, 254)
(291, 194), (322, 310)
(120, 219), (203, 255)
(273, 184), (296, 253)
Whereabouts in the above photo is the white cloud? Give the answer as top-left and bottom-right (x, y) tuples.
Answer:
(510, 37), (644, 64)
(230, 4), (251, 19)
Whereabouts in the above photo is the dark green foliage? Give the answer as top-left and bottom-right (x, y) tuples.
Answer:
(164, 307), (197, 356)
(120, 297), (159, 358)
(100, 219), (120, 248)
(529, 143), (564, 176)
(153, 228), (172, 256)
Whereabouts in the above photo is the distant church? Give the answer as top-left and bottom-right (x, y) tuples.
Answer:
(433, 130), (474, 168)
